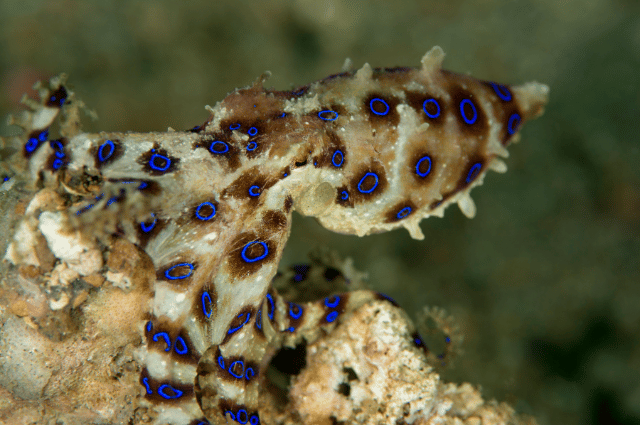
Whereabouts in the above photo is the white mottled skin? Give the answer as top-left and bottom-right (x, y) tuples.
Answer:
(2, 47), (548, 424)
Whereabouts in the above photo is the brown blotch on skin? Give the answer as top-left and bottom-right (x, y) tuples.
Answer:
(286, 301), (304, 331)
(24, 129), (48, 158)
(312, 104), (348, 124)
(409, 151), (437, 185)
(193, 284), (217, 324)
(209, 347), (260, 383)
(90, 138), (124, 168)
(283, 195), (293, 213)
(437, 155), (488, 203)
(226, 232), (277, 279)
(363, 93), (400, 128)
(137, 214), (166, 249)
(410, 331), (429, 354)
(448, 85), (490, 138)
(157, 260), (197, 283)
(222, 306), (256, 345)
(314, 131), (347, 169)
(46, 85), (67, 108)
(429, 199), (444, 210)
(385, 200), (418, 223)
(192, 200), (218, 223)
(137, 144), (180, 176)
(108, 178), (163, 197)
(335, 186), (353, 208)
(45, 138), (69, 171)
(196, 133), (241, 172)
(170, 328), (201, 365)
(261, 210), (288, 233)
(223, 167), (276, 204)
(406, 91), (447, 128)
(139, 368), (194, 404)
(349, 161), (388, 204)
(500, 105), (524, 146)
(321, 292), (350, 324)
(217, 399), (259, 423)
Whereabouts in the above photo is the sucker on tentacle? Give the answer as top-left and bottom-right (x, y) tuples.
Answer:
(1, 47), (548, 425)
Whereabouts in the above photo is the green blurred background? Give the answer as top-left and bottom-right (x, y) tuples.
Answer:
(1, 1), (639, 424)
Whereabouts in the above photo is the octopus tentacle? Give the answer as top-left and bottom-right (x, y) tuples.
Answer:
(1, 46), (548, 424)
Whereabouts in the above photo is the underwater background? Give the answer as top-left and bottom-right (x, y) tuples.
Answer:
(1, 1), (639, 424)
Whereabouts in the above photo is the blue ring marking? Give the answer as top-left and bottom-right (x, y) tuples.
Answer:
(50, 140), (65, 157)
(140, 214), (157, 233)
(146, 321), (153, 332)
(227, 312), (251, 335)
(25, 138), (39, 153)
(318, 110), (338, 121)
(229, 360), (245, 379)
(76, 203), (96, 215)
(445, 336), (451, 343)
(209, 140), (230, 154)
(369, 98), (390, 116)
(237, 409), (248, 425)
(507, 113), (521, 135)
(158, 384), (183, 400)
(326, 311), (339, 323)
(245, 367), (255, 381)
(164, 262), (194, 280)
(286, 327), (295, 332)
(229, 123), (241, 130)
(38, 130), (49, 142)
(324, 295), (340, 309)
(195, 202), (216, 220)
(459, 99), (478, 125)
(396, 206), (412, 220)
(331, 150), (344, 167)
(248, 185), (261, 197)
(248, 127), (258, 136)
(256, 308), (262, 330)
(466, 163), (482, 184)
(142, 377), (152, 394)
(225, 411), (236, 421)
(149, 154), (171, 171)
(490, 83), (512, 101)
(341, 190), (349, 200)
(138, 181), (148, 190)
(378, 292), (397, 305)
(279, 112), (286, 118)
(174, 336), (188, 355)
(218, 355), (225, 370)
(52, 159), (64, 170)
(202, 291), (213, 319)
(414, 335), (425, 347)
(288, 302), (302, 320)
(266, 293), (275, 320)
(357, 172), (379, 194)
(415, 155), (432, 177)
(152, 332), (171, 351)
(241, 241), (268, 263)
(246, 141), (257, 151)
(250, 415), (260, 425)
(422, 98), (440, 119)
(98, 140), (115, 162)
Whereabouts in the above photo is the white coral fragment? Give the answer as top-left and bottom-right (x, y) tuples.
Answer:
(38, 211), (103, 276)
